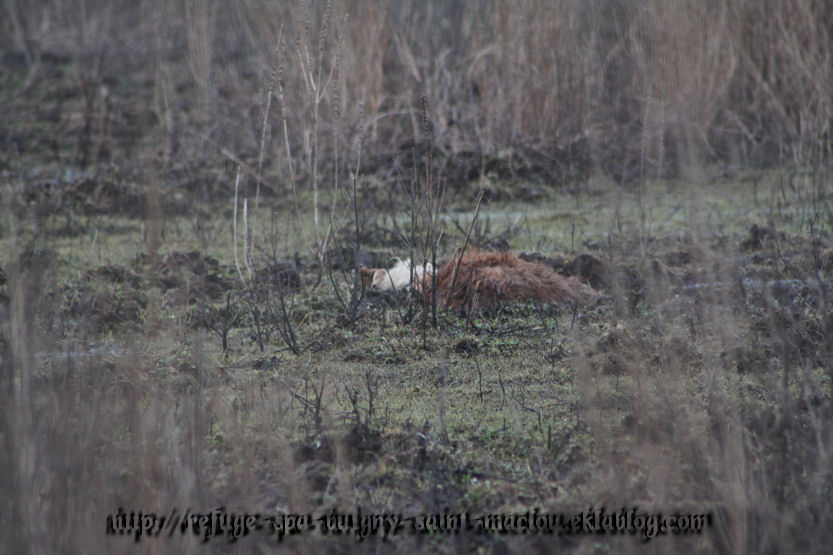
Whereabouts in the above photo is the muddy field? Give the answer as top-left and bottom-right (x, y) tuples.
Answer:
(3, 1), (833, 553)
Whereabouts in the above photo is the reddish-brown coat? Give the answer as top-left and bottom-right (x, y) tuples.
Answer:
(362, 249), (599, 310)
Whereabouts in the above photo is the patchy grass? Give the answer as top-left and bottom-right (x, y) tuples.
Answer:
(3, 167), (832, 553)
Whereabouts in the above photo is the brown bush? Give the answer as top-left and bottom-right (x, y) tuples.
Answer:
(425, 249), (599, 310)
(2, 0), (830, 185)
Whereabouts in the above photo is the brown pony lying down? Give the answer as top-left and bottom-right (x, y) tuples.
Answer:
(361, 249), (599, 310)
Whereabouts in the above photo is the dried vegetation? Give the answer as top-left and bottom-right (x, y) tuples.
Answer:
(1, 1), (832, 553)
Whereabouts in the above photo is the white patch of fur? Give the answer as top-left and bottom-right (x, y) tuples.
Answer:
(371, 258), (433, 291)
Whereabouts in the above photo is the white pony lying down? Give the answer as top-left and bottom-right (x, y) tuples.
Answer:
(360, 258), (434, 291)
